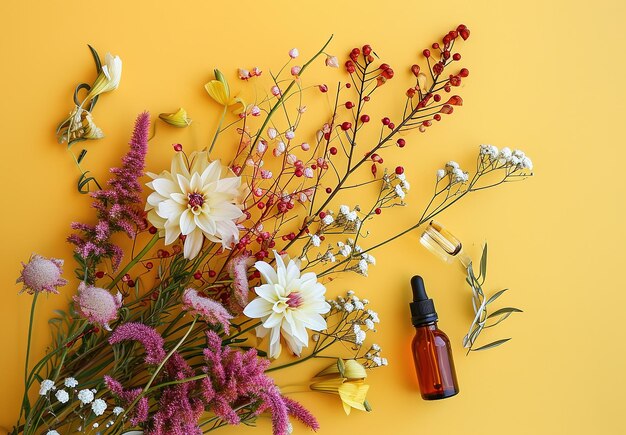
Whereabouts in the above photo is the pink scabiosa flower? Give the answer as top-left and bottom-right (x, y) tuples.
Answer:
(182, 289), (233, 334)
(73, 282), (122, 330)
(16, 254), (67, 295)
(109, 322), (166, 364)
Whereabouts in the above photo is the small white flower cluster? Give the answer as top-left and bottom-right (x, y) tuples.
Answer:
(383, 171), (410, 203)
(440, 161), (469, 184)
(325, 291), (381, 347)
(364, 343), (388, 368)
(334, 239), (375, 276)
(334, 204), (361, 232)
(480, 144), (533, 171)
(38, 377), (108, 421)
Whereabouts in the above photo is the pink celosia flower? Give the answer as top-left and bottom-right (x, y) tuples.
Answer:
(109, 322), (165, 364)
(104, 376), (148, 425)
(182, 289), (233, 334)
(148, 352), (204, 435)
(227, 253), (251, 311)
(68, 112), (150, 271)
(201, 331), (318, 435)
(73, 282), (122, 330)
(16, 254), (67, 295)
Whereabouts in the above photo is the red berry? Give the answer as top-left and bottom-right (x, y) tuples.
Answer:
(434, 94), (442, 102)
(363, 96), (371, 102)
(319, 211), (327, 219)
(329, 147), (338, 155)
(432, 43), (440, 49)
(95, 271), (105, 279)
(459, 68), (469, 78)
(122, 273), (130, 283)
(319, 84), (328, 92)
(345, 101), (354, 109)
(209, 270), (217, 278)
(145, 262), (153, 269)
(149, 226), (157, 234)
(341, 122), (352, 131)
(360, 114), (370, 122)
(434, 114), (442, 121)
(295, 169), (303, 177)
(127, 280), (135, 288)
(173, 143), (183, 152)
(443, 51), (451, 60)
(257, 202), (265, 209)
(375, 208), (382, 215)
(453, 53), (461, 61)
(395, 166), (404, 175)
(325, 187), (332, 194)
(346, 83), (352, 88)
(388, 123), (395, 129)
(397, 138), (406, 147)
(423, 49), (431, 58)
(460, 28), (470, 40)
(363, 45), (372, 55)
(382, 117), (390, 125)
(371, 163), (377, 176)
(382, 68), (394, 79)
(194, 271), (202, 279)
(411, 64), (420, 76)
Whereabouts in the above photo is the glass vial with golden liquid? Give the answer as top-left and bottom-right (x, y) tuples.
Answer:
(410, 275), (459, 400)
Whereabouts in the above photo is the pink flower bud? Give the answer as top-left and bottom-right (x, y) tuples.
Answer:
(298, 192), (308, 202)
(245, 158), (255, 167)
(257, 140), (268, 154)
(298, 106), (307, 113)
(285, 130), (295, 140)
(291, 65), (301, 76)
(238, 68), (250, 80)
(304, 167), (314, 178)
(268, 128), (278, 139)
(271, 86), (281, 96)
(251, 105), (261, 116)
(318, 84), (328, 93)
(276, 141), (286, 153)
(301, 142), (310, 151)
(261, 170), (273, 179)
(322, 123), (331, 134)
(325, 55), (339, 68)
(254, 187), (263, 197)
(289, 48), (299, 58)
(287, 153), (297, 165)
(250, 67), (262, 77)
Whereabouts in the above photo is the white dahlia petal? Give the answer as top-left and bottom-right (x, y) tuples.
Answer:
(183, 229), (204, 259)
(180, 209), (196, 235)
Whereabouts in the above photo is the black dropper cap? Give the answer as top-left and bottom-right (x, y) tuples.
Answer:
(409, 275), (438, 326)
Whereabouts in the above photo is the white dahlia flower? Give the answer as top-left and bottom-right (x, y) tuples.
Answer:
(146, 151), (243, 259)
(244, 251), (331, 358)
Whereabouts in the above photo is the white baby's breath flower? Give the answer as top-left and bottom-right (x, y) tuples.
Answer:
(113, 406), (124, 416)
(146, 152), (244, 259)
(322, 214), (334, 225)
(402, 180), (410, 191)
(353, 324), (366, 345)
(39, 380), (55, 395)
(339, 205), (350, 215)
(64, 377), (78, 388)
(372, 343), (381, 351)
(372, 356), (382, 366)
(310, 234), (321, 247)
(521, 156), (533, 170)
(343, 302), (355, 313)
(446, 161), (459, 169)
(346, 211), (358, 222)
(46, 431), (60, 435)
(382, 358), (388, 366)
(358, 259), (369, 276)
(394, 184), (405, 199)
(93, 423), (99, 428)
(339, 244), (352, 257)
(55, 389), (69, 404)
(91, 398), (107, 416)
(498, 147), (512, 162)
(365, 319), (375, 330)
(368, 309), (380, 323)
(436, 169), (446, 180)
(77, 389), (94, 405)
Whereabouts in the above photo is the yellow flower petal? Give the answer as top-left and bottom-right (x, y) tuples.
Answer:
(315, 359), (367, 379)
(231, 97), (247, 115)
(338, 381), (370, 414)
(159, 108), (192, 128)
(204, 80), (230, 106)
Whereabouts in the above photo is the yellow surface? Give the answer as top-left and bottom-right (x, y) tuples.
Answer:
(1, 0), (624, 434)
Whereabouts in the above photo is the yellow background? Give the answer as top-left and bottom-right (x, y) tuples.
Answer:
(1, 0), (624, 434)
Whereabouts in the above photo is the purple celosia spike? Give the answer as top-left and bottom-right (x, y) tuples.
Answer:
(182, 288), (233, 334)
(109, 322), (165, 364)
(228, 254), (251, 312)
(104, 375), (148, 425)
(68, 112), (150, 272)
(284, 397), (320, 431)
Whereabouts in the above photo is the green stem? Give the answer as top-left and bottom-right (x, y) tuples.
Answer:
(18, 293), (39, 428)
(208, 105), (228, 156)
(108, 234), (159, 289)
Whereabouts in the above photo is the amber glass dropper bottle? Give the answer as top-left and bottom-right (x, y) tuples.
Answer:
(410, 275), (459, 400)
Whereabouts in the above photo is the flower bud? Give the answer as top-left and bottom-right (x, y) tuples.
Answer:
(159, 108), (192, 128)
(325, 55), (339, 68)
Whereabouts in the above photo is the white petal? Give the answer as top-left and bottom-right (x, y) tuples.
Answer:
(171, 153), (190, 178)
(255, 261), (278, 284)
(201, 160), (222, 184)
(163, 219), (181, 245)
(170, 192), (187, 205)
(190, 172), (203, 192)
(214, 177), (241, 193)
(255, 283), (278, 301)
(190, 151), (210, 175)
(243, 297), (273, 319)
(180, 209), (196, 235)
(195, 213), (217, 235)
(183, 229), (203, 259)
(157, 199), (184, 220)
(268, 326), (282, 359)
(152, 178), (178, 197)
(177, 174), (192, 194)
(263, 311), (284, 329)
(210, 204), (244, 220)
